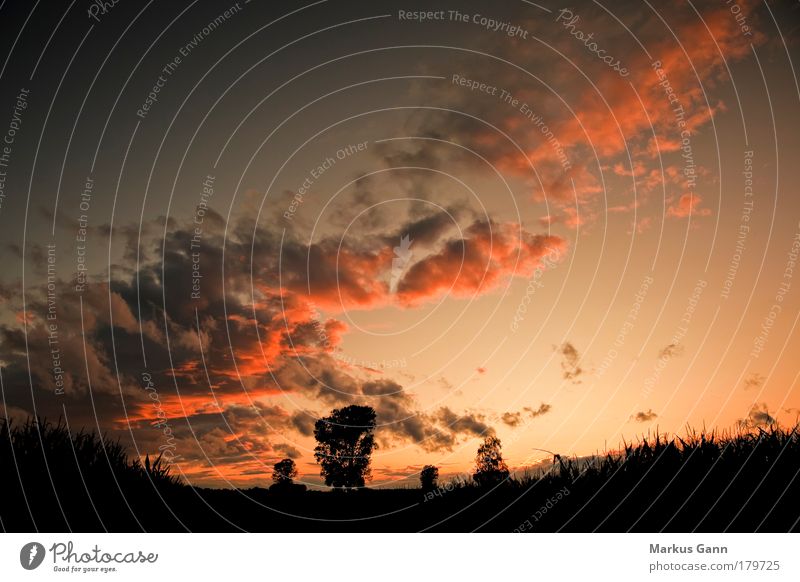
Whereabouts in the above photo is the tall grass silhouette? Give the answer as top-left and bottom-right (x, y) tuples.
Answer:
(475, 424), (800, 532)
(0, 418), (184, 531)
(1, 417), (797, 531)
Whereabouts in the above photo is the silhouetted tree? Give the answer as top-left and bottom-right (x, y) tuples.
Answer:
(314, 405), (377, 489)
(473, 435), (509, 487)
(420, 465), (439, 491)
(272, 458), (298, 485)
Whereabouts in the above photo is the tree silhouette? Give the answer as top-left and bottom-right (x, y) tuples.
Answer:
(313, 405), (377, 489)
(272, 458), (298, 485)
(473, 435), (509, 487)
(420, 465), (439, 491)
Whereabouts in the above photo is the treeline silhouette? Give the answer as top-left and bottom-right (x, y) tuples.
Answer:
(1, 416), (798, 532)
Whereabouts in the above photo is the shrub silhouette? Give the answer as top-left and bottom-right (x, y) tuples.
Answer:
(420, 465), (439, 491)
(473, 435), (510, 487)
(313, 405), (377, 489)
(272, 458), (298, 485)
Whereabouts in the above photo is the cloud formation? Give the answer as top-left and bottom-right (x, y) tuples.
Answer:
(738, 404), (776, 429)
(658, 343), (685, 359)
(501, 403), (553, 427)
(558, 342), (584, 383)
(0, 204), (563, 483)
(632, 409), (658, 423)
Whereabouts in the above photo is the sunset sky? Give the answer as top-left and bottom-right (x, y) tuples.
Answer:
(0, 0), (798, 488)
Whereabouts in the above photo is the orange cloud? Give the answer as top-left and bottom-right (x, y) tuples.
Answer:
(667, 193), (712, 218)
(396, 220), (566, 305)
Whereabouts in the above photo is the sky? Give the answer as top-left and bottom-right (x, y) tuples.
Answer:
(0, 0), (799, 488)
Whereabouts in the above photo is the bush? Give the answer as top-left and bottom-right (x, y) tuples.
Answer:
(420, 465), (439, 491)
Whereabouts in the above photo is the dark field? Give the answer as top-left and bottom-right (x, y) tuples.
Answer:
(2, 418), (798, 532)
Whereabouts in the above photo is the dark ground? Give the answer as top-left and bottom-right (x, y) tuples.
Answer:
(2, 419), (799, 532)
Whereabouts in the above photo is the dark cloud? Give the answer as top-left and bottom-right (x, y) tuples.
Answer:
(290, 411), (317, 437)
(525, 403), (552, 418)
(501, 403), (552, 427)
(632, 409), (658, 423)
(501, 412), (522, 427)
(363, 382), (493, 453)
(738, 404), (776, 429)
(273, 443), (301, 460)
(658, 343), (685, 359)
(435, 407), (490, 437)
(743, 373), (765, 391)
(558, 342), (583, 383)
